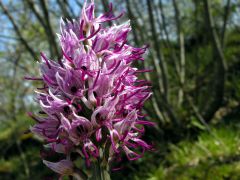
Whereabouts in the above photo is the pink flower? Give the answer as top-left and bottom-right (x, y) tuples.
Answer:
(26, 0), (153, 176)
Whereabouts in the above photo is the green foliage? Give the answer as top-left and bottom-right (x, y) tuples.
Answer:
(148, 122), (240, 180)
(0, 113), (55, 180)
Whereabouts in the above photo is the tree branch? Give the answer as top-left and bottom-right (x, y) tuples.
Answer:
(0, 1), (38, 60)
(202, 0), (227, 122)
(39, 0), (60, 58)
(147, 0), (169, 101)
(172, 0), (186, 106)
(221, 0), (231, 47)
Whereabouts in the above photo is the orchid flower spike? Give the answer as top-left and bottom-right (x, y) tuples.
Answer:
(26, 0), (153, 178)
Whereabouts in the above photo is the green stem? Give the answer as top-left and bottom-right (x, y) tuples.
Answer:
(90, 159), (110, 180)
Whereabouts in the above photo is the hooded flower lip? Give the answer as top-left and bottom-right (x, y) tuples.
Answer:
(56, 69), (84, 97)
(69, 113), (93, 145)
(26, 0), (153, 175)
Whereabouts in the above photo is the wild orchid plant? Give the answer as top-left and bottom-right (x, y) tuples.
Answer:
(26, 1), (153, 179)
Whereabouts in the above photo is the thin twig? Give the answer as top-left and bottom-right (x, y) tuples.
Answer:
(0, 1), (38, 60)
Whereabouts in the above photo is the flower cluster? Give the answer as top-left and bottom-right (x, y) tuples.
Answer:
(26, 0), (153, 176)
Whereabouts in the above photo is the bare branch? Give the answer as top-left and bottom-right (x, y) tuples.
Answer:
(147, 0), (169, 100)
(57, 0), (73, 19)
(221, 0), (231, 47)
(202, 0), (227, 122)
(172, 0), (186, 106)
(39, 0), (60, 58)
(0, 1), (38, 60)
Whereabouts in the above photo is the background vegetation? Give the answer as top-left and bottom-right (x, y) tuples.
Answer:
(0, 0), (240, 179)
